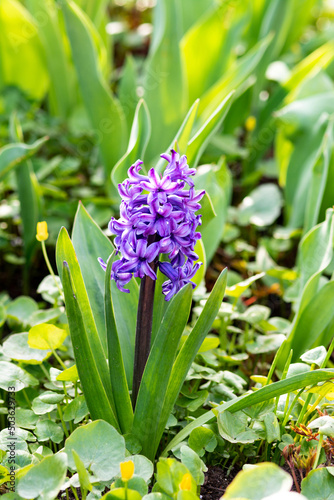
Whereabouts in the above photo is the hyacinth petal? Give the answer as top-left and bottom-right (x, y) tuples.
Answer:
(136, 238), (147, 258)
(142, 261), (157, 280)
(146, 242), (160, 262)
(98, 257), (107, 271)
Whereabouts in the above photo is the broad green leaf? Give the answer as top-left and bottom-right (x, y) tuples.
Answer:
(300, 346), (327, 367)
(70, 203), (138, 386)
(225, 273), (265, 298)
(62, 0), (126, 179)
(63, 396), (88, 424)
(218, 410), (260, 444)
(119, 55), (139, 134)
(308, 416), (334, 437)
(246, 334), (285, 355)
(237, 184), (283, 227)
(17, 453), (67, 500)
(133, 284), (193, 460)
(187, 92), (234, 168)
(56, 225), (114, 401)
(198, 35), (272, 120)
(56, 364), (79, 383)
(181, 3), (239, 104)
(263, 412), (280, 443)
(222, 463), (292, 499)
(288, 279), (334, 360)
(0, 0), (49, 99)
(155, 99), (200, 174)
(35, 420), (64, 444)
(188, 427), (217, 454)
(301, 468), (334, 500)
(144, 0), (187, 161)
(6, 296), (38, 327)
(112, 99), (151, 188)
(158, 269), (227, 455)
(0, 137), (48, 180)
(3, 332), (50, 364)
(180, 445), (207, 485)
(194, 159), (232, 262)
(162, 368), (334, 455)
(28, 323), (67, 350)
(72, 450), (92, 492)
(102, 489), (142, 500)
(64, 420), (125, 481)
(61, 262), (119, 429)
(0, 361), (38, 391)
(26, 0), (74, 117)
(105, 256), (133, 434)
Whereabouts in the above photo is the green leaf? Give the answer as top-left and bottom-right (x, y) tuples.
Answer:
(301, 467), (334, 500)
(3, 332), (51, 364)
(56, 364), (79, 383)
(35, 420), (64, 444)
(105, 256), (133, 434)
(17, 453), (67, 500)
(0, 361), (38, 391)
(10, 114), (40, 270)
(63, 396), (88, 424)
(72, 449), (92, 492)
(132, 284), (193, 460)
(62, 0), (126, 179)
(237, 184), (283, 227)
(112, 99), (151, 188)
(119, 55), (139, 133)
(308, 416), (334, 437)
(186, 92), (234, 168)
(188, 427), (217, 455)
(222, 463), (292, 499)
(158, 269), (227, 454)
(218, 411), (259, 444)
(6, 296), (38, 327)
(144, 0), (187, 161)
(64, 420), (125, 481)
(263, 412), (280, 443)
(61, 261), (119, 429)
(180, 446), (207, 485)
(194, 159), (232, 262)
(56, 226), (114, 404)
(197, 35), (272, 120)
(26, 0), (73, 117)
(102, 489), (142, 500)
(0, 0), (49, 100)
(0, 137), (48, 180)
(162, 368), (334, 455)
(225, 273), (265, 299)
(28, 323), (67, 350)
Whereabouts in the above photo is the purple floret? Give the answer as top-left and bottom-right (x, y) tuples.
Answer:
(98, 149), (205, 300)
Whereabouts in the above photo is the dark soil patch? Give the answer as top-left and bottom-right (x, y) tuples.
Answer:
(200, 465), (240, 500)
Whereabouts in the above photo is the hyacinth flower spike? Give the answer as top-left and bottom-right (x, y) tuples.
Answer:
(99, 150), (205, 406)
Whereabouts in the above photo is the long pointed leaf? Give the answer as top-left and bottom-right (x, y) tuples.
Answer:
(62, 0), (126, 179)
(156, 269), (227, 451)
(162, 368), (334, 456)
(105, 257), (133, 434)
(56, 227), (114, 410)
(62, 261), (119, 430)
(132, 284), (193, 460)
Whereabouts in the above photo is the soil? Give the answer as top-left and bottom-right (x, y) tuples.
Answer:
(200, 465), (240, 500)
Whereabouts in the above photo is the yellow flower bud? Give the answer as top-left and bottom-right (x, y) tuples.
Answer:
(179, 473), (192, 491)
(36, 221), (49, 242)
(120, 460), (134, 481)
(245, 115), (256, 132)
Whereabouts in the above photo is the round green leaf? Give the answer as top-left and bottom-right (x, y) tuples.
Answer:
(246, 334), (286, 355)
(0, 361), (38, 391)
(35, 420), (64, 444)
(237, 184), (283, 227)
(300, 346), (327, 367)
(301, 467), (334, 500)
(39, 391), (64, 404)
(16, 409), (38, 430)
(28, 323), (67, 350)
(308, 416), (334, 437)
(56, 364), (79, 383)
(102, 489), (142, 500)
(222, 463), (292, 499)
(2, 333), (51, 364)
(124, 455), (154, 482)
(6, 297), (38, 327)
(31, 396), (57, 415)
(17, 452), (67, 500)
(64, 420), (126, 481)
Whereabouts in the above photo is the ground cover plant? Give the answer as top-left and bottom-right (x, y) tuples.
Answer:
(1, 0), (334, 499)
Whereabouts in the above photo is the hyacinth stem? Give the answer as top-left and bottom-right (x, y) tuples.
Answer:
(132, 258), (158, 408)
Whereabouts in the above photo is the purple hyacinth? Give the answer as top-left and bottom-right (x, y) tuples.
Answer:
(99, 150), (205, 301)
